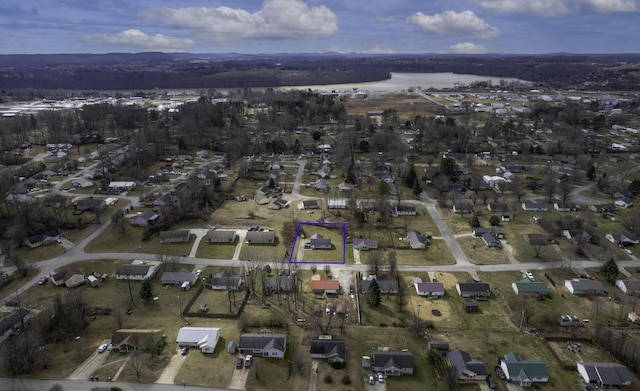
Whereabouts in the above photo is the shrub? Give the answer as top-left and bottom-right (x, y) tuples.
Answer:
(324, 374), (333, 383)
(341, 374), (352, 385)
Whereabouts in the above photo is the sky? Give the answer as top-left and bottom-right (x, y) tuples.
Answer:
(1, 0), (639, 55)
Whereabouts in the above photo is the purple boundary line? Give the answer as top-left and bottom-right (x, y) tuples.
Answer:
(289, 221), (347, 264)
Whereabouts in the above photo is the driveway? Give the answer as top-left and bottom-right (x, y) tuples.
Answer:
(227, 356), (249, 390)
(67, 339), (111, 380)
(155, 346), (187, 384)
(232, 230), (248, 260)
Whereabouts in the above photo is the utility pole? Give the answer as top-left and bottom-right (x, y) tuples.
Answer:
(519, 310), (525, 331)
(178, 295), (182, 317)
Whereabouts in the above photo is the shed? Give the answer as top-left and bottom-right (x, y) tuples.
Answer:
(228, 340), (238, 354)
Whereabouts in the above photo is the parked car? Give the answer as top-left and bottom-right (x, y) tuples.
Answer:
(180, 346), (189, 355)
(368, 375), (375, 385)
(377, 372), (384, 382)
(244, 355), (252, 367)
(38, 276), (49, 285)
(525, 271), (535, 280)
(236, 358), (244, 369)
(487, 375), (496, 389)
(494, 365), (506, 380)
(98, 344), (108, 353)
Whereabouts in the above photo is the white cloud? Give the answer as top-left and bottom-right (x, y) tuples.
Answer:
(476, 0), (638, 16)
(407, 10), (499, 39)
(82, 29), (195, 52)
(141, 0), (338, 42)
(449, 42), (491, 54)
(326, 45), (395, 54)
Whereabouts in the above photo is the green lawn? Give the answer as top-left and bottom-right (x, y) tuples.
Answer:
(85, 227), (195, 256)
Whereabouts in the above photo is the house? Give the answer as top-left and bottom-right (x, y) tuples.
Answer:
(298, 200), (319, 210)
(153, 193), (177, 207)
(128, 210), (158, 226)
(361, 275), (398, 294)
(447, 349), (488, 383)
(305, 234), (332, 250)
(24, 230), (59, 249)
(393, 205), (417, 216)
(472, 227), (491, 237)
(407, 230), (429, 249)
(353, 238), (378, 251)
(456, 279), (491, 299)
(313, 179), (329, 191)
(452, 202), (474, 214)
(115, 261), (159, 281)
(554, 203), (580, 212)
(512, 279), (549, 296)
(414, 278), (445, 298)
(606, 233), (640, 246)
(161, 269), (198, 286)
(268, 198), (288, 210)
(356, 200), (376, 211)
(615, 197), (633, 208)
(245, 231), (276, 245)
(205, 230), (236, 243)
(311, 274), (340, 295)
(111, 329), (162, 353)
(500, 353), (549, 387)
(159, 230), (190, 243)
(563, 229), (591, 244)
(577, 362), (632, 389)
(615, 279), (640, 296)
(371, 351), (414, 376)
(108, 181), (136, 192)
(590, 204), (617, 214)
(44, 195), (70, 208)
(565, 279), (607, 295)
(521, 202), (549, 212)
(263, 275), (295, 294)
(492, 226), (504, 239)
(75, 197), (105, 211)
(481, 232), (502, 248)
(487, 203), (509, 212)
(310, 339), (345, 363)
(50, 267), (85, 288)
(463, 298), (479, 312)
(327, 199), (346, 209)
(0, 309), (30, 343)
(176, 327), (220, 354)
(427, 341), (449, 355)
(211, 271), (243, 291)
(238, 334), (287, 359)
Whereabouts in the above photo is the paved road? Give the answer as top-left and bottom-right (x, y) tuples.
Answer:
(0, 378), (233, 391)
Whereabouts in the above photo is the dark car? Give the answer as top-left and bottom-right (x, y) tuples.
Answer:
(236, 358), (244, 369)
(487, 375), (497, 389)
(180, 346), (189, 355)
(494, 365), (506, 380)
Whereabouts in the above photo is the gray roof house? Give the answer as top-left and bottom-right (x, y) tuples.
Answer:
(447, 349), (488, 383)
(205, 230), (236, 243)
(615, 279), (640, 296)
(238, 334), (287, 359)
(606, 233), (639, 245)
(577, 362), (632, 389)
(414, 278), (445, 298)
(161, 269), (198, 286)
(159, 230), (190, 243)
(371, 351), (414, 376)
(176, 327), (220, 354)
(50, 267), (85, 288)
(211, 271), (243, 291)
(129, 210), (159, 227)
(512, 279), (549, 296)
(353, 238), (379, 251)
(24, 230), (59, 249)
(361, 275), (398, 294)
(310, 339), (345, 363)
(500, 352), (549, 387)
(298, 200), (319, 210)
(246, 231), (276, 244)
(456, 279), (491, 299)
(427, 341), (449, 355)
(407, 231), (429, 249)
(263, 275), (295, 294)
(306, 234), (332, 250)
(521, 202), (549, 212)
(115, 263), (159, 281)
(565, 279), (607, 295)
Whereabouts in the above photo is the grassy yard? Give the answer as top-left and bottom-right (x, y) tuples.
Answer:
(196, 241), (237, 259)
(85, 227), (195, 256)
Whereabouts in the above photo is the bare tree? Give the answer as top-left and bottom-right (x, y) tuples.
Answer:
(111, 307), (125, 329)
(366, 251), (384, 276)
(544, 173), (557, 203)
(127, 351), (149, 382)
(559, 180), (572, 205)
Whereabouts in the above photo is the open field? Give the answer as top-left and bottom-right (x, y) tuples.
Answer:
(344, 93), (440, 118)
(85, 227), (196, 256)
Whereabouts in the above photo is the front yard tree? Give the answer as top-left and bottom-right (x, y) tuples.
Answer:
(366, 278), (381, 307)
(600, 258), (619, 283)
(139, 278), (154, 302)
(367, 251), (384, 276)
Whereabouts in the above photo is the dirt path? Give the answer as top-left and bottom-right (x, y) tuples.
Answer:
(308, 360), (318, 391)
(353, 248), (362, 264)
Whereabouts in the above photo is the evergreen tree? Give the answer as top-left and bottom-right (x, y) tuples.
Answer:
(139, 278), (154, 302)
(586, 165), (596, 181)
(600, 258), (619, 283)
(366, 278), (381, 308)
(469, 216), (480, 227)
(404, 164), (418, 187)
(412, 178), (422, 198)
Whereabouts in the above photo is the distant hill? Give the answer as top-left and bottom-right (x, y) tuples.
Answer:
(1, 52), (639, 90)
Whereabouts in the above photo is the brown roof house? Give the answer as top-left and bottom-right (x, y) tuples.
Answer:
(51, 267), (85, 288)
(311, 274), (340, 295)
(159, 230), (190, 243)
(112, 329), (162, 353)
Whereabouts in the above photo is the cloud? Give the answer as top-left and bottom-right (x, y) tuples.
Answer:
(449, 42), (492, 54)
(82, 29), (195, 52)
(141, 0), (338, 42)
(407, 10), (499, 39)
(475, 0), (637, 16)
(376, 14), (395, 23)
(326, 45), (395, 54)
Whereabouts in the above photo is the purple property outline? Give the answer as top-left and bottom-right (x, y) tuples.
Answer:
(289, 221), (347, 264)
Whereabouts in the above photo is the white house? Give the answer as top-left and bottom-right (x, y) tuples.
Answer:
(176, 327), (220, 354)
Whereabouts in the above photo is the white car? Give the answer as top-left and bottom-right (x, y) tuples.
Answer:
(98, 343), (108, 353)
(377, 372), (384, 382)
(525, 271), (535, 280)
(195, 269), (202, 277)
